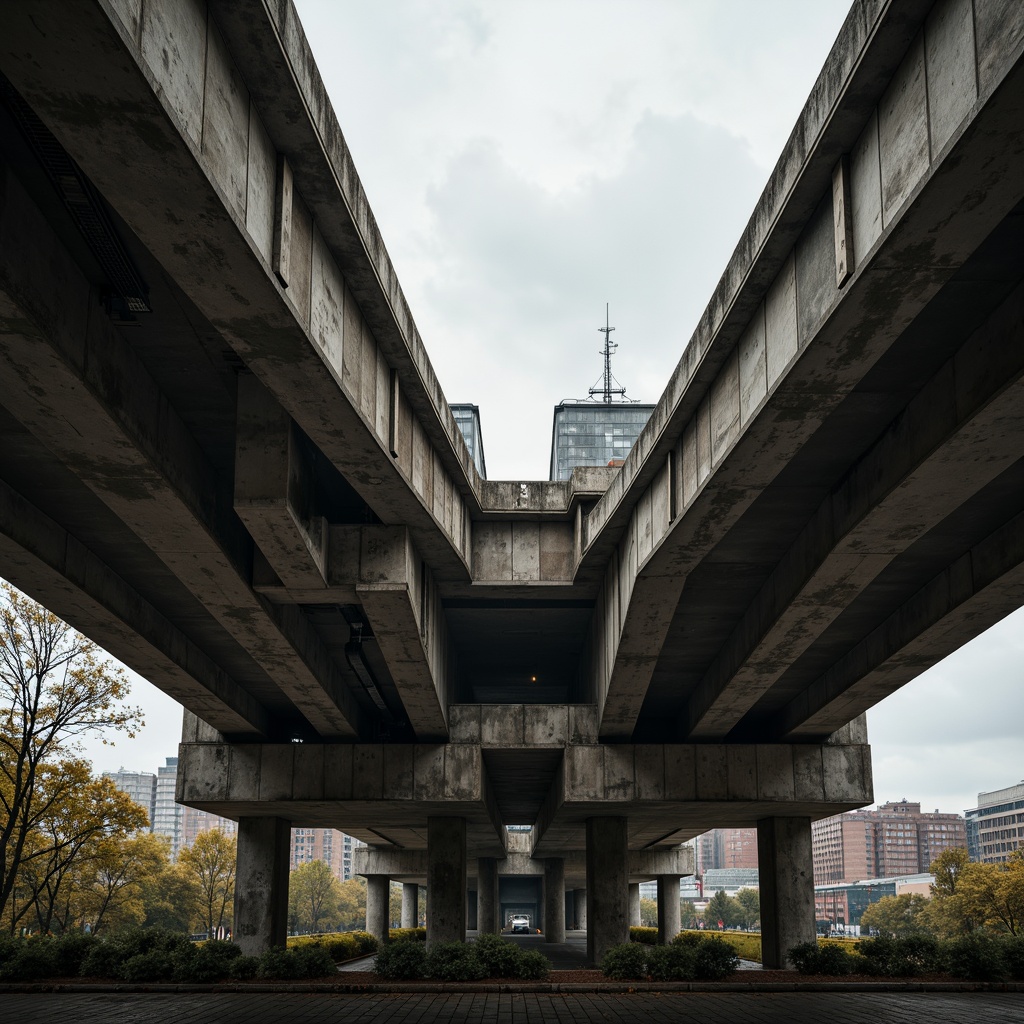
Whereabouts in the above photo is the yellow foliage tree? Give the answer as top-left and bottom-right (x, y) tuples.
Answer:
(179, 829), (236, 938)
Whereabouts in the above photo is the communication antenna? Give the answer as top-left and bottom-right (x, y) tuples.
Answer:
(588, 303), (628, 403)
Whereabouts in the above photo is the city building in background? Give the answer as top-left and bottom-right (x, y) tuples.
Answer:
(290, 828), (361, 882)
(106, 754), (362, 873)
(549, 402), (654, 481)
(966, 780), (1024, 863)
(812, 799), (966, 884)
(153, 756), (183, 858)
(695, 828), (759, 873)
(814, 872), (934, 935)
(102, 767), (156, 828)
(451, 404), (487, 479)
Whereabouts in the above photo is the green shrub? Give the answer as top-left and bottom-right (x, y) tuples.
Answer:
(1003, 935), (1024, 981)
(388, 927), (427, 943)
(119, 949), (175, 983)
(424, 941), (485, 981)
(647, 944), (696, 981)
(855, 935), (938, 977)
(788, 941), (824, 974)
(941, 934), (1007, 982)
(256, 947), (299, 980)
(693, 935), (739, 980)
(513, 948), (550, 980)
(814, 943), (854, 976)
(374, 939), (427, 979)
(351, 930), (378, 955)
(176, 940), (240, 982)
(293, 944), (339, 978)
(672, 930), (705, 948)
(473, 932), (522, 978)
(601, 941), (649, 980)
(629, 926), (659, 945)
(0, 937), (58, 981)
(52, 934), (99, 977)
(229, 954), (260, 980)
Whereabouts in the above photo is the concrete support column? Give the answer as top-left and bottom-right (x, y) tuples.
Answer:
(401, 883), (419, 929)
(628, 883), (641, 927)
(544, 858), (566, 943)
(365, 875), (390, 943)
(573, 889), (587, 929)
(657, 876), (682, 944)
(427, 816), (466, 946)
(234, 817), (290, 955)
(586, 816), (629, 965)
(477, 857), (499, 934)
(758, 816), (816, 969)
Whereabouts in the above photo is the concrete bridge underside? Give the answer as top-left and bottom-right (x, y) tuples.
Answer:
(0, 0), (1022, 966)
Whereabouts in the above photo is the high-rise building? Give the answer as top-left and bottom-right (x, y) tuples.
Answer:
(181, 805), (237, 848)
(289, 828), (362, 881)
(695, 828), (759, 873)
(153, 756), (183, 858)
(451, 404), (487, 479)
(812, 800), (966, 884)
(549, 401), (654, 481)
(102, 768), (156, 828)
(965, 781), (1024, 863)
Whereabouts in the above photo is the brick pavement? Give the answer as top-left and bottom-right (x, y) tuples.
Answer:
(1, 991), (1022, 1023)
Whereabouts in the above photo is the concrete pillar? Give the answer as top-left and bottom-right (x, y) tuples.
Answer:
(657, 876), (682, 944)
(427, 816), (466, 946)
(234, 817), (290, 955)
(573, 889), (587, 929)
(401, 883), (419, 929)
(758, 816), (816, 969)
(586, 816), (629, 965)
(477, 857), (499, 934)
(365, 875), (390, 943)
(544, 858), (566, 943)
(628, 883), (641, 927)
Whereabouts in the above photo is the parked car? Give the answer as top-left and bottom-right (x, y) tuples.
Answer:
(510, 915), (530, 933)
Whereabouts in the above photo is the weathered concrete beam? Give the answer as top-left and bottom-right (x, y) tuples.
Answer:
(234, 374), (328, 590)
(683, 282), (1024, 738)
(449, 704), (598, 746)
(0, 161), (362, 738)
(777, 509), (1024, 738)
(0, 478), (269, 737)
(176, 741), (506, 857)
(532, 742), (872, 855)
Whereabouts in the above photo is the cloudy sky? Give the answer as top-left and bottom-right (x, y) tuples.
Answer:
(72, 0), (1023, 821)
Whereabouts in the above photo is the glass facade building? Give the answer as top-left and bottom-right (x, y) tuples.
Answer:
(451, 404), (487, 479)
(965, 781), (1024, 863)
(549, 402), (655, 481)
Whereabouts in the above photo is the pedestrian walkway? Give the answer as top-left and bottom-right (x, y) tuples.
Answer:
(1, 990), (1021, 1023)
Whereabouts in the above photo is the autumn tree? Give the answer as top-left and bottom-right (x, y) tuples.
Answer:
(0, 582), (143, 924)
(138, 860), (199, 933)
(859, 893), (931, 938)
(289, 860), (341, 933)
(927, 847), (980, 935)
(82, 831), (170, 934)
(680, 898), (698, 929)
(955, 853), (1024, 936)
(639, 896), (658, 927)
(336, 876), (367, 931)
(179, 829), (236, 938)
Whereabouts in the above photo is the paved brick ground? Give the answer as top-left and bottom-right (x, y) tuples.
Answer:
(2, 991), (1022, 1023)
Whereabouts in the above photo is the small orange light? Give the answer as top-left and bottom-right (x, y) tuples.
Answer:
(530, 675), (537, 682)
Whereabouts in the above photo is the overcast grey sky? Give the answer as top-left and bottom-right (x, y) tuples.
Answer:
(76, 0), (1024, 822)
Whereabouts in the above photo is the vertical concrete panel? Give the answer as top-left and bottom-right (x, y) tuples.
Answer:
(375, 348), (390, 441)
(586, 816), (629, 964)
(696, 397), (711, 485)
(341, 283), (362, 400)
(401, 883), (419, 929)
(473, 522), (513, 581)
(650, 461), (670, 549)
(795, 196), (837, 345)
(850, 112), (882, 266)
(544, 858), (566, 943)
(411, 418), (426, 496)
(235, 816), (290, 954)
(539, 523), (573, 580)
(397, 394), (414, 478)
(288, 191), (313, 325)
(710, 349), (740, 465)
(201, 21), (249, 219)
(359, 321), (378, 425)
(974, 0), (1024, 97)
(629, 883), (641, 927)
(926, 0), (976, 158)
(765, 253), (797, 388)
(309, 228), (344, 376)
(637, 489), (653, 563)
(432, 454), (445, 522)
(512, 521), (541, 582)
(477, 860), (498, 933)
(681, 418), (697, 505)
(879, 34), (929, 227)
(738, 306), (767, 426)
(141, 0), (208, 148)
(245, 104), (276, 262)
(365, 875), (390, 942)
(657, 876), (682, 944)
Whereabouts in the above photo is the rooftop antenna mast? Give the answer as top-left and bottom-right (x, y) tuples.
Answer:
(589, 303), (626, 403)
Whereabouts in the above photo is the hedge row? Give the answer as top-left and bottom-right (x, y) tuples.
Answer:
(603, 933), (740, 981)
(287, 931), (377, 961)
(374, 933), (548, 981)
(0, 927), (363, 983)
(789, 933), (1024, 981)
